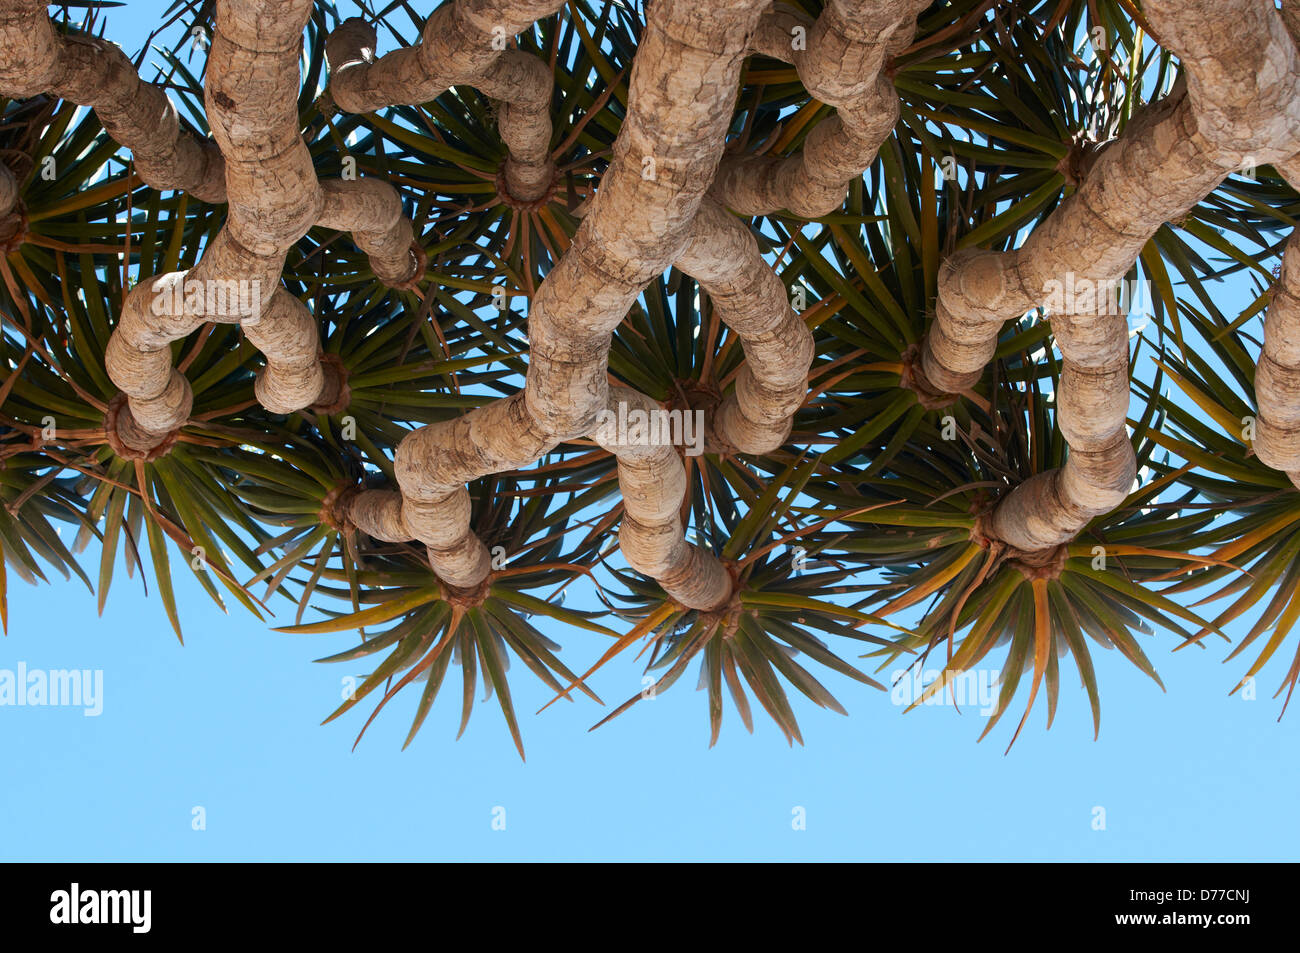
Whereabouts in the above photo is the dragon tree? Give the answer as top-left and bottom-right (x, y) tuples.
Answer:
(2, 0), (1300, 755)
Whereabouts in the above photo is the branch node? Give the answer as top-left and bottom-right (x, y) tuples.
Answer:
(311, 353), (352, 415)
(900, 340), (960, 410)
(103, 393), (182, 461)
(494, 162), (560, 211)
(385, 239), (428, 291)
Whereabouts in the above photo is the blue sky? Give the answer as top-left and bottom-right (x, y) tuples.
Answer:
(4, 536), (1296, 862)
(1, 0), (1298, 862)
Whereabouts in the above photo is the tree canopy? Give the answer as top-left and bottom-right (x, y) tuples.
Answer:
(2, 0), (1299, 756)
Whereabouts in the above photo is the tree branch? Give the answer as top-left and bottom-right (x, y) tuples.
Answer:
(0, 0), (226, 200)
(325, 3), (564, 202)
(711, 0), (927, 218)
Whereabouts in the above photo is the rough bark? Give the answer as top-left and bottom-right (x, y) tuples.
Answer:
(711, 0), (927, 218)
(0, 161), (18, 218)
(99, 1), (428, 449)
(0, 0), (226, 201)
(103, 0), (324, 447)
(594, 387), (732, 610)
(346, 0), (764, 605)
(1246, 7), (1300, 490)
(986, 309), (1135, 553)
(0, 2), (426, 284)
(346, 488), (409, 543)
(25, 0), (1299, 601)
(325, 2), (564, 202)
(922, 1), (1300, 396)
(925, 0), (1300, 553)
(676, 196), (812, 453)
(350, 386), (734, 608)
(317, 177), (422, 287)
(1254, 231), (1300, 488)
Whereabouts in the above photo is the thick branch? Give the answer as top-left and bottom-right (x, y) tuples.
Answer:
(325, 3), (563, 202)
(104, 0), (329, 448)
(351, 387), (734, 609)
(594, 387), (732, 610)
(676, 196), (812, 453)
(317, 177), (421, 287)
(0, 0), (227, 200)
(366, 0), (764, 602)
(921, 0), (1300, 396)
(103, 2), (430, 449)
(1255, 231), (1300, 488)
(711, 0), (926, 218)
(986, 308), (1135, 553)
(917, 0), (1300, 554)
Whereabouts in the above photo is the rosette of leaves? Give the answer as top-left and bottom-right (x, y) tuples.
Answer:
(273, 464), (614, 758)
(892, 0), (1158, 254)
(0, 442), (90, 630)
(212, 424), (369, 627)
(552, 458), (904, 746)
(814, 338), (1223, 747)
(0, 218), (278, 638)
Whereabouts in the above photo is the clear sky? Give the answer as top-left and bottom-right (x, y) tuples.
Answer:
(1, 0), (1297, 862)
(4, 542), (1298, 861)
